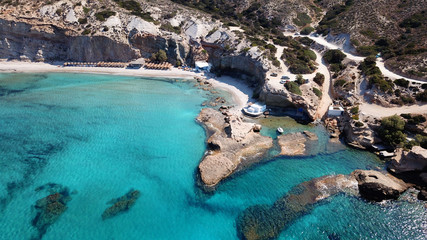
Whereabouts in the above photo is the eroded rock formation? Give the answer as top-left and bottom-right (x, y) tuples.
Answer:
(352, 170), (409, 202)
(197, 108), (273, 189)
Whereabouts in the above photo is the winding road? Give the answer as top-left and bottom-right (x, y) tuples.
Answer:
(270, 32), (427, 118)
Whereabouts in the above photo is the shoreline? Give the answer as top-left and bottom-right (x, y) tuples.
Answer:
(0, 61), (251, 113)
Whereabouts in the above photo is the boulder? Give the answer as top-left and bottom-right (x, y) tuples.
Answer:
(389, 146), (427, 173)
(352, 170), (408, 201)
(64, 10), (78, 24)
(417, 190), (427, 201)
(253, 124), (262, 132)
(127, 17), (159, 35)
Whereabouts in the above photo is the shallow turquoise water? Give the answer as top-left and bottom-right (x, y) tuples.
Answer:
(0, 73), (425, 239)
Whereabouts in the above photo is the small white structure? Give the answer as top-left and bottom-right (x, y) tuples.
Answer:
(195, 61), (211, 72)
(328, 105), (344, 117)
(242, 103), (266, 117)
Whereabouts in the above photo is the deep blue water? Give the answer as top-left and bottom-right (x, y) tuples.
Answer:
(0, 73), (425, 239)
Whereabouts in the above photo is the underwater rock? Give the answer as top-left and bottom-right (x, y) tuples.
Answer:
(352, 170), (408, 202)
(102, 190), (141, 220)
(277, 131), (318, 156)
(32, 185), (72, 239)
(236, 174), (357, 240)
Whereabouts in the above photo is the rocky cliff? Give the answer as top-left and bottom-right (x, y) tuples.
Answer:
(0, 19), (139, 62)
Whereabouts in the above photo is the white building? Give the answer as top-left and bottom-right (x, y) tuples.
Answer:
(195, 61), (211, 72)
(328, 105), (344, 117)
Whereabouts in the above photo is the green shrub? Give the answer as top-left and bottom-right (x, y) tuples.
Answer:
(293, 12), (312, 27)
(114, 0), (154, 21)
(330, 63), (344, 72)
(298, 37), (314, 46)
(300, 26), (314, 35)
(313, 87), (322, 97)
(350, 106), (359, 114)
(282, 40), (317, 74)
(399, 12), (424, 28)
(355, 121), (364, 127)
(416, 134), (427, 149)
(82, 29), (91, 35)
(95, 10), (116, 21)
(394, 78), (409, 88)
(360, 29), (378, 39)
(405, 114), (426, 125)
(151, 50), (168, 62)
(285, 82), (302, 95)
(400, 95), (415, 104)
(323, 49), (346, 64)
(416, 90), (427, 102)
(160, 23), (181, 34)
(78, 18), (88, 24)
(83, 7), (90, 14)
(394, 89), (401, 97)
(379, 115), (407, 146)
(334, 79), (346, 87)
(296, 74), (305, 85)
(313, 73), (325, 86)
(356, 46), (377, 56)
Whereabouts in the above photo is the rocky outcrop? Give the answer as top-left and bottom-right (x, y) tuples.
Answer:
(102, 190), (141, 220)
(277, 131), (318, 156)
(389, 146), (427, 174)
(352, 170), (409, 202)
(341, 114), (380, 150)
(259, 83), (317, 120)
(197, 108), (273, 188)
(388, 146), (427, 187)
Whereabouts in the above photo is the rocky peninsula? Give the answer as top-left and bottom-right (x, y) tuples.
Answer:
(197, 108), (273, 189)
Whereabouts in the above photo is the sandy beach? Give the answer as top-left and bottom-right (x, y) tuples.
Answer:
(0, 61), (251, 112)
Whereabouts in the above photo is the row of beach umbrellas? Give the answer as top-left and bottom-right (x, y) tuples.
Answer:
(63, 62), (127, 68)
(144, 62), (172, 70)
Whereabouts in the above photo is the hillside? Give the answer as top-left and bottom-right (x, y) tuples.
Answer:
(315, 0), (427, 80)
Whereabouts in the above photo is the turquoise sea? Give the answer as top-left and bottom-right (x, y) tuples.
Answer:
(0, 73), (425, 239)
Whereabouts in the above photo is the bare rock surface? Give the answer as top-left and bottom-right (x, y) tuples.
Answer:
(390, 146), (427, 174)
(352, 170), (409, 201)
(277, 131), (317, 156)
(197, 108), (273, 188)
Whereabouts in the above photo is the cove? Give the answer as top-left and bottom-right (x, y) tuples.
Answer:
(0, 73), (425, 239)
